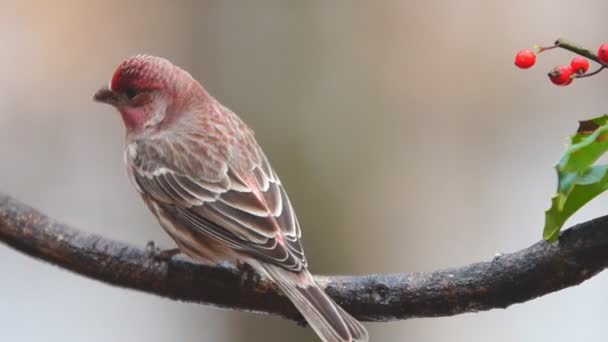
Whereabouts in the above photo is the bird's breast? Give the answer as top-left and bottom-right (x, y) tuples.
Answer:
(124, 142), (142, 193)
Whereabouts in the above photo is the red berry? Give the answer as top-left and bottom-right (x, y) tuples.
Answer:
(514, 49), (536, 69)
(548, 65), (573, 86)
(570, 56), (589, 74)
(598, 43), (608, 64)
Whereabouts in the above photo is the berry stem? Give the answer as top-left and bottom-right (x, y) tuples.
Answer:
(555, 38), (608, 67)
(537, 44), (558, 53)
(574, 66), (606, 79)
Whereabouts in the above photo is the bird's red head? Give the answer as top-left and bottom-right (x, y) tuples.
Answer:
(94, 55), (200, 135)
(109, 55), (173, 94)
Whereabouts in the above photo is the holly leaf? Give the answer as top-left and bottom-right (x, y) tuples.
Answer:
(543, 115), (608, 242)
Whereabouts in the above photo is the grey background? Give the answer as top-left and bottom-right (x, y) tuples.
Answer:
(1, 1), (608, 341)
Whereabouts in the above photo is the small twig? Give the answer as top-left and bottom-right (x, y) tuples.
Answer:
(554, 38), (608, 67)
(1, 192), (608, 323)
(575, 66), (606, 79)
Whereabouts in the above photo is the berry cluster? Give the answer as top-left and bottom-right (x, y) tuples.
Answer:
(514, 40), (608, 86)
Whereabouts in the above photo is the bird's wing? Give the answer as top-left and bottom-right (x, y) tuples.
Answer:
(129, 139), (307, 272)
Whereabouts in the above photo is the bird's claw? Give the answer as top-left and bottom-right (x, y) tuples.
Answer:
(145, 240), (180, 263)
(237, 261), (262, 287)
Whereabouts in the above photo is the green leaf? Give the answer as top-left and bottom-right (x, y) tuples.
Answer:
(544, 165), (608, 241)
(543, 115), (608, 242)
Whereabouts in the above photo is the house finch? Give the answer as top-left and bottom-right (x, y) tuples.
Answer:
(94, 55), (368, 342)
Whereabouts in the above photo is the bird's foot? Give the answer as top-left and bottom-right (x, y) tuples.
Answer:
(236, 261), (262, 288)
(145, 240), (181, 263)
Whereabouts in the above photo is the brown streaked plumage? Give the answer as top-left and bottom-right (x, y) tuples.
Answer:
(94, 55), (368, 342)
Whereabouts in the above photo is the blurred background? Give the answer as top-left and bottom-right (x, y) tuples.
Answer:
(1, 0), (608, 341)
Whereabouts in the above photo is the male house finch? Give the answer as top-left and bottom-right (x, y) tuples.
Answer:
(94, 55), (368, 342)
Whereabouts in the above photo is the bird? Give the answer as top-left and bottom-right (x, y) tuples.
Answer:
(93, 54), (369, 342)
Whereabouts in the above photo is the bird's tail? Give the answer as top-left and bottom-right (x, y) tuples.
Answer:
(263, 265), (369, 342)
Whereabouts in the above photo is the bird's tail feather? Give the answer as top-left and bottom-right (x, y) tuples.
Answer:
(263, 265), (369, 342)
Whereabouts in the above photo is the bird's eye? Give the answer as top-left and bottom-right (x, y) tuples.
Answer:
(124, 88), (137, 100)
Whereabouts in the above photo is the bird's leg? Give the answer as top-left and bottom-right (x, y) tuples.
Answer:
(155, 248), (181, 261)
(145, 240), (181, 262)
(236, 261), (262, 289)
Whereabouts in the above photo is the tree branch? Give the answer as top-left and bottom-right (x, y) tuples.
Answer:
(1, 192), (607, 323)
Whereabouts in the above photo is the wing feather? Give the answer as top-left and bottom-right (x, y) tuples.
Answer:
(130, 139), (307, 271)
(173, 175), (221, 202)
(219, 190), (270, 217)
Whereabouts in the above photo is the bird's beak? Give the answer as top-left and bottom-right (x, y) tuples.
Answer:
(93, 86), (118, 106)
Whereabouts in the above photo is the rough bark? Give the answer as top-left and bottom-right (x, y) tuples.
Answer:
(1, 192), (606, 323)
